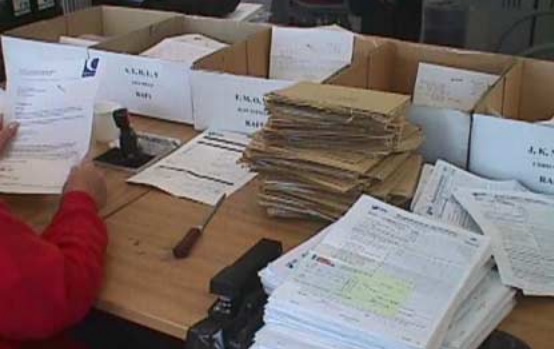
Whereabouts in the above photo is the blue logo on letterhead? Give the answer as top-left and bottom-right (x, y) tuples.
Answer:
(82, 58), (100, 78)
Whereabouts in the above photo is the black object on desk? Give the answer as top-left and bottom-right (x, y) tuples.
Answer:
(94, 108), (155, 170)
(186, 238), (283, 349)
(479, 330), (532, 349)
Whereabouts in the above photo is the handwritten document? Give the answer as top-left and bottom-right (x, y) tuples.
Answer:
(413, 63), (499, 112)
(141, 34), (227, 65)
(0, 58), (101, 194)
(128, 130), (256, 205)
(412, 160), (527, 233)
(264, 195), (491, 349)
(454, 189), (554, 296)
(269, 27), (353, 82)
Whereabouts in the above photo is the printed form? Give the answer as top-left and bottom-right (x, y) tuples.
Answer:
(412, 160), (527, 233)
(128, 130), (257, 205)
(454, 189), (554, 296)
(0, 58), (101, 194)
(265, 195), (492, 349)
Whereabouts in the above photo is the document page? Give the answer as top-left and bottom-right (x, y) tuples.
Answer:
(454, 189), (554, 296)
(413, 63), (499, 112)
(269, 27), (353, 82)
(267, 195), (491, 349)
(442, 269), (515, 349)
(410, 163), (434, 211)
(0, 58), (101, 194)
(140, 34), (227, 65)
(128, 130), (256, 205)
(413, 160), (527, 233)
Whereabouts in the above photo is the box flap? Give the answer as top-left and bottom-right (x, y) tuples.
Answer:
(519, 58), (554, 122)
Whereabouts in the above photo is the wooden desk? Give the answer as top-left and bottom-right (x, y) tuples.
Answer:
(4, 116), (554, 348)
(98, 179), (324, 338)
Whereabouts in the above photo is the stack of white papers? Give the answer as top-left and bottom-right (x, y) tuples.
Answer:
(455, 189), (554, 296)
(140, 34), (227, 65)
(408, 160), (518, 346)
(412, 160), (528, 233)
(128, 130), (256, 206)
(253, 195), (493, 349)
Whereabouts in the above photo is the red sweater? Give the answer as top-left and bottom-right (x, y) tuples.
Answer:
(0, 192), (108, 349)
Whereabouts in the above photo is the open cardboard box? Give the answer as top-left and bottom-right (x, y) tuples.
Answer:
(89, 15), (269, 124)
(4, 6), (179, 45)
(328, 39), (515, 168)
(471, 58), (554, 194)
(1, 6), (179, 80)
(190, 27), (382, 134)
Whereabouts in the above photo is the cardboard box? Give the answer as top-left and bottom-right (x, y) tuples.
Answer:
(471, 58), (554, 194)
(90, 15), (269, 124)
(328, 40), (515, 168)
(5, 6), (178, 44)
(190, 27), (381, 134)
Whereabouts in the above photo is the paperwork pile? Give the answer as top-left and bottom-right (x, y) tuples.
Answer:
(242, 82), (424, 221)
(252, 195), (498, 349)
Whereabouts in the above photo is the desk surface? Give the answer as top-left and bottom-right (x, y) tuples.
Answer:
(5, 116), (554, 348)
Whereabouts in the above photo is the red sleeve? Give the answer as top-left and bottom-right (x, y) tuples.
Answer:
(0, 192), (107, 341)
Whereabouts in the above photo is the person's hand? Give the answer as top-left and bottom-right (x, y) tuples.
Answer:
(0, 121), (18, 155)
(64, 160), (107, 209)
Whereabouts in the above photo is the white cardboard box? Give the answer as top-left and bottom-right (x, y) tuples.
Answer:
(5, 6), (269, 124)
(471, 59), (554, 194)
(190, 27), (378, 134)
(329, 40), (515, 168)
(90, 15), (269, 124)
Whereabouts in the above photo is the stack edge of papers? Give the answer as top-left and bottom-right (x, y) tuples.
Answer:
(242, 82), (425, 221)
(251, 195), (504, 349)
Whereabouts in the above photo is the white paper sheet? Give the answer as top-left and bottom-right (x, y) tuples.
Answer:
(260, 224), (333, 294)
(411, 163), (434, 211)
(265, 195), (491, 349)
(226, 2), (264, 21)
(191, 71), (293, 133)
(413, 63), (499, 112)
(0, 58), (101, 194)
(140, 34), (227, 65)
(269, 27), (353, 82)
(413, 160), (527, 233)
(128, 130), (256, 205)
(454, 189), (554, 296)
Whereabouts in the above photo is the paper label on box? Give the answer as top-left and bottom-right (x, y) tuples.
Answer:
(269, 27), (354, 83)
(414, 63), (499, 112)
(191, 70), (293, 134)
(470, 114), (554, 194)
(92, 50), (192, 123)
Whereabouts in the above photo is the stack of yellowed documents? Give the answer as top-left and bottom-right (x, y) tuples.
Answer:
(242, 82), (424, 221)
